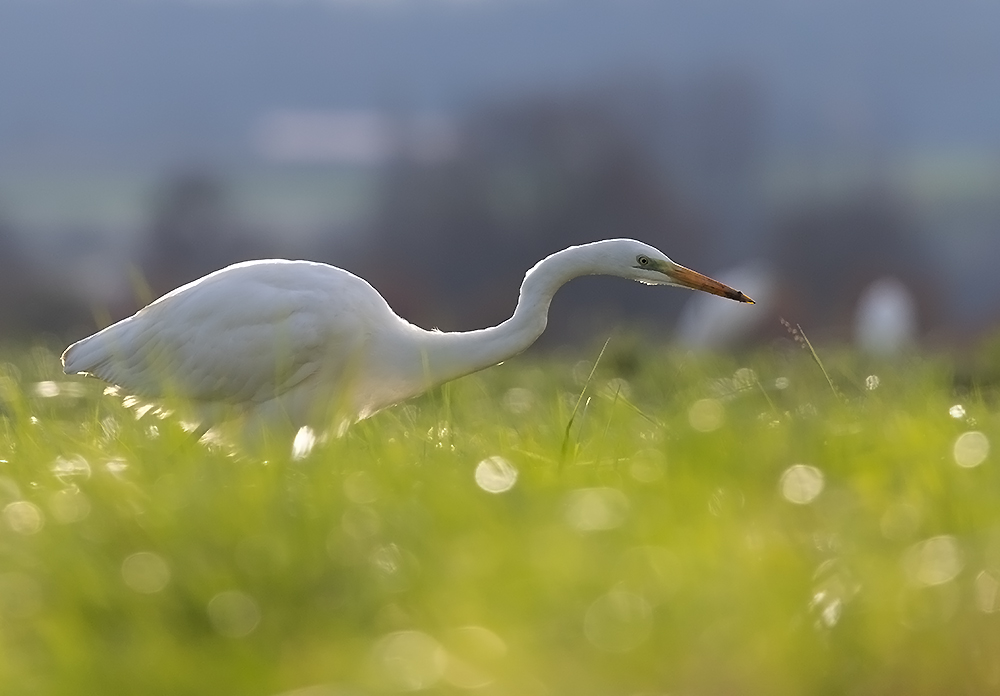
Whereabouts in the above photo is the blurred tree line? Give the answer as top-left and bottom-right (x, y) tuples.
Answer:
(0, 73), (953, 350)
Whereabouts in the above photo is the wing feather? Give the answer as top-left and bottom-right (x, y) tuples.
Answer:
(63, 261), (376, 406)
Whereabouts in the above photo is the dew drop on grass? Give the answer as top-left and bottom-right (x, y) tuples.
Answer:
(583, 590), (652, 653)
(427, 423), (452, 449)
(810, 592), (842, 628)
(953, 431), (989, 468)
(3, 501), (43, 535)
(121, 552), (170, 594)
(51, 456), (90, 483)
(474, 456), (518, 494)
(370, 630), (447, 691)
(291, 426), (317, 460)
(33, 381), (60, 398)
(688, 398), (724, 432)
(810, 559), (860, 629)
(207, 590), (260, 638)
(104, 459), (128, 478)
(904, 535), (963, 587)
(565, 488), (629, 531)
(779, 465), (824, 505)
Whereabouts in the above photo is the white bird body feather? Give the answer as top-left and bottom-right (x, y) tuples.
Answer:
(63, 240), (752, 435)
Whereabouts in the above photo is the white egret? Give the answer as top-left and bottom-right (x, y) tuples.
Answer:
(62, 239), (752, 435)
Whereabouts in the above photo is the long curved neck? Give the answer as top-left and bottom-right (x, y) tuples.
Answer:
(408, 244), (604, 387)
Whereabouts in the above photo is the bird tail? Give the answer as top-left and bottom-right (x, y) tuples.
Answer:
(62, 331), (115, 377)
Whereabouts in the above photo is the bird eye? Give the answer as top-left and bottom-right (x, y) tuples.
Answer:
(637, 255), (650, 266)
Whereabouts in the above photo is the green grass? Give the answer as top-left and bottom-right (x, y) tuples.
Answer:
(1, 341), (999, 695)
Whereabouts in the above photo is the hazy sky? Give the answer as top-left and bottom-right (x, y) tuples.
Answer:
(1, 0), (998, 166)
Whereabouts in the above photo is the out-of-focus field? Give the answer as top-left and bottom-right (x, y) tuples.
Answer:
(0, 340), (999, 696)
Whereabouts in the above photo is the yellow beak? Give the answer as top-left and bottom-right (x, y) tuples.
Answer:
(659, 261), (754, 304)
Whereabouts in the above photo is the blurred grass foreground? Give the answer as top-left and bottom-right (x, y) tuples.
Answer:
(1, 342), (1000, 696)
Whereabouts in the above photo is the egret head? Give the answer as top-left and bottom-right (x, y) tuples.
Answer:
(596, 239), (755, 304)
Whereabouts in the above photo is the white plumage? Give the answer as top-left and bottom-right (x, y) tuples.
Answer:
(63, 239), (752, 436)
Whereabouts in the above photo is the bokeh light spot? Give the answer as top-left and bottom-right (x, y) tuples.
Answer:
(207, 590), (261, 638)
(904, 535), (963, 587)
(370, 543), (404, 577)
(733, 367), (757, 389)
(708, 487), (744, 516)
(371, 630), (447, 691)
(565, 488), (629, 532)
(443, 625), (507, 690)
(341, 505), (381, 540)
(3, 501), (43, 535)
(688, 398), (724, 432)
(583, 590), (652, 653)
(474, 456), (518, 494)
(368, 543), (416, 592)
(628, 450), (664, 483)
(344, 471), (379, 504)
(502, 387), (535, 414)
(779, 464), (824, 505)
(975, 571), (1000, 613)
(865, 374), (880, 390)
(48, 488), (91, 524)
(948, 404), (966, 419)
(121, 552), (170, 594)
(953, 431), (989, 468)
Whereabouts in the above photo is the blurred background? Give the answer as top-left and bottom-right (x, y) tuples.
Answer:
(1, 0), (998, 352)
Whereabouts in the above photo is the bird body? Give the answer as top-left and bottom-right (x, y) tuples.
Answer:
(63, 240), (752, 435)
